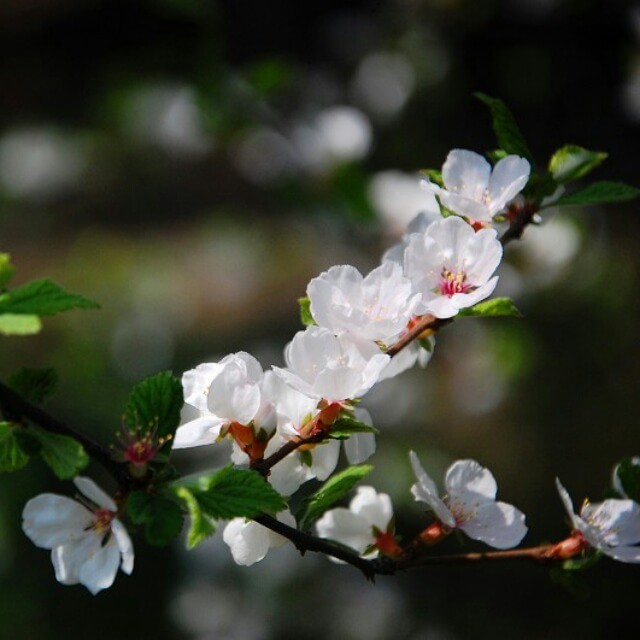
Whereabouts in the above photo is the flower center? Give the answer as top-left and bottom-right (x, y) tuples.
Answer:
(438, 269), (471, 297)
(93, 508), (115, 534)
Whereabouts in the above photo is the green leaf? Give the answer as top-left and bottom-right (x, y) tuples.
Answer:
(562, 551), (601, 572)
(174, 486), (217, 549)
(553, 181), (640, 207)
(298, 297), (316, 327)
(475, 93), (533, 163)
(457, 297), (522, 319)
(613, 457), (640, 501)
(29, 426), (89, 479)
(329, 417), (379, 440)
(0, 279), (99, 317)
(299, 464), (373, 530)
(548, 145), (607, 184)
(172, 466), (286, 520)
(420, 169), (444, 187)
(0, 422), (30, 472)
(487, 149), (509, 164)
(0, 314), (42, 336)
(125, 371), (183, 441)
(128, 491), (184, 546)
(0, 253), (15, 289)
(8, 368), (58, 404)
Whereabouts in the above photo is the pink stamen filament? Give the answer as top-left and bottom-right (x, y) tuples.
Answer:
(439, 269), (472, 297)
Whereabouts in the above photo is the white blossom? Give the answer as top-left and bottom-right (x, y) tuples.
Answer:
(315, 486), (394, 558)
(307, 262), (420, 343)
(382, 210), (443, 266)
(273, 326), (390, 402)
(410, 452), (527, 549)
(174, 352), (274, 449)
(223, 510), (296, 566)
(403, 215), (503, 318)
(556, 479), (640, 563)
(422, 149), (530, 224)
(22, 477), (134, 594)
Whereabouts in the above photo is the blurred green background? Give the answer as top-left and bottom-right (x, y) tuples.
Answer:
(1, 0), (640, 638)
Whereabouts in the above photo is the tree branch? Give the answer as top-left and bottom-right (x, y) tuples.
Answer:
(0, 379), (125, 480)
(255, 512), (558, 577)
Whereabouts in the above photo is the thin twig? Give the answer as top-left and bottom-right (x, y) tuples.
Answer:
(0, 379), (124, 479)
(255, 512), (558, 576)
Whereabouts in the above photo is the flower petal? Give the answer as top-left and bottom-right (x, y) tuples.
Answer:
(223, 518), (271, 566)
(315, 507), (373, 554)
(445, 459), (497, 501)
(458, 500), (527, 549)
(349, 486), (393, 532)
(409, 451), (455, 527)
(77, 535), (122, 594)
(172, 415), (224, 449)
(51, 534), (101, 586)
(487, 155), (530, 216)
(442, 149), (491, 201)
(74, 477), (117, 512)
(23, 494), (92, 549)
(344, 432), (376, 465)
(111, 518), (134, 575)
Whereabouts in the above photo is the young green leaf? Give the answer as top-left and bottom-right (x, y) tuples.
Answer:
(0, 279), (99, 316)
(298, 296), (316, 327)
(0, 422), (30, 472)
(0, 314), (42, 336)
(299, 464), (373, 530)
(29, 426), (89, 479)
(420, 169), (444, 187)
(125, 371), (183, 441)
(553, 181), (640, 207)
(174, 486), (217, 549)
(613, 458), (640, 502)
(457, 297), (522, 319)
(8, 368), (58, 404)
(0, 253), (15, 289)
(548, 145), (607, 184)
(128, 491), (185, 546)
(172, 466), (286, 520)
(329, 417), (379, 440)
(474, 93), (533, 163)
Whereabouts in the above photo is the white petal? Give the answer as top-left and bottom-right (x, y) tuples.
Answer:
(445, 460), (497, 501)
(602, 545), (640, 563)
(437, 192), (490, 222)
(182, 363), (222, 411)
(487, 155), (530, 216)
(315, 508), (373, 554)
(51, 534), (101, 586)
(172, 415), (224, 449)
(266, 510), (297, 549)
(581, 499), (640, 547)
(349, 486), (393, 532)
(309, 439), (341, 481)
(459, 501), (527, 549)
(111, 518), (134, 575)
(344, 432), (376, 465)
(74, 477), (117, 512)
(223, 519), (271, 566)
(409, 451), (455, 527)
(555, 478), (580, 526)
(207, 358), (262, 424)
(23, 494), (92, 549)
(442, 149), (491, 201)
(78, 535), (122, 594)
(267, 453), (312, 496)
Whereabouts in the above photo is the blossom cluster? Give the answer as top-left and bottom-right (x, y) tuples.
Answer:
(18, 143), (640, 594)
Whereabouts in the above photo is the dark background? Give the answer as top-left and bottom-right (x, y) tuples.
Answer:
(1, 1), (639, 638)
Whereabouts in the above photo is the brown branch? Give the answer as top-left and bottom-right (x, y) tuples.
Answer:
(386, 314), (449, 357)
(393, 544), (555, 570)
(254, 513), (559, 577)
(499, 202), (539, 246)
(251, 433), (326, 476)
(0, 379), (125, 480)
